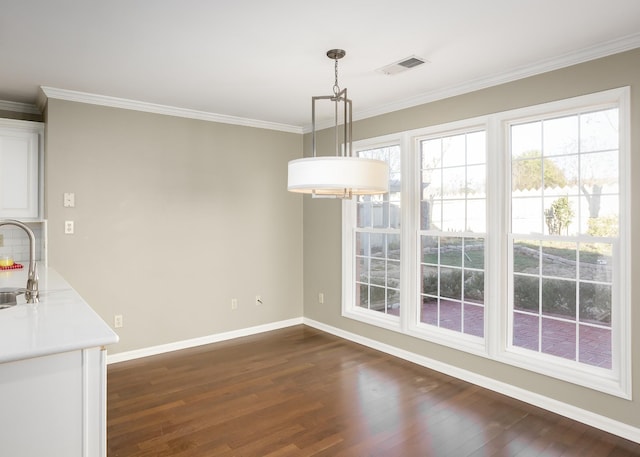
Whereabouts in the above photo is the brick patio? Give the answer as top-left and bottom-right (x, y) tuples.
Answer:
(411, 300), (611, 369)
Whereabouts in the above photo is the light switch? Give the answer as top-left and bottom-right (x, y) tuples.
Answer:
(63, 193), (75, 208)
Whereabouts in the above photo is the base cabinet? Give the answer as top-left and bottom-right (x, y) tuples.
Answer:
(0, 347), (107, 457)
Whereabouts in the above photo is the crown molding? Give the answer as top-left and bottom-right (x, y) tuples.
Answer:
(306, 32), (640, 133)
(0, 99), (40, 115)
(39, 86), (304, 135)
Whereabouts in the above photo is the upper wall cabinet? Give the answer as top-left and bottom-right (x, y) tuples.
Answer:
(0, 119), (43, 220)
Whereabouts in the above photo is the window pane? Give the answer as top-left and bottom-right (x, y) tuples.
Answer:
(422, 265), (438, 295)
(580, 109), (618, 152)
(370, 233), (385, 257)
(513, 240), (539, 274)
(442, 166), (466, 197)
(579, 243), (612, 282)
(440, 237), (462, 267)
(421, 236), (439, 264)
(467, 164), (486, 196)
(541, 318), (576, 360)
(357, 284), (369, 309)
(513, 274), (539, 312)
(356, 232), (369, 256)
(372, 201), (388, 228)
(544, 196), (577, 236)
(422, 138), (441, 168)
(464, 237), (485, 269)
(388, 289), (401, 315)
(464, 304), (484, 337)
(541, 241), (576, 279)
(370, 286), (386, 312)
(541, 278), (575, 319)
(356, 256), (369, 283)
(466, 131), (486, 165)
(580, 151), (618, 194)
(442, 134), (466, 167)
(543, 115), (578, 156)
(441, 200), (466, 231)
(370, 259), (386, 286)
(467, 199), (486, 232)
(464, 270), (484, 304)
(390, 201), (401, 229)
(511, 121), (542, 158)
(440, 300), (462, 332)
(512, 197), (543, 234)
(579, 282), (611, 326)
(583, 195), (619, 236)
(357, 201), (372, 227)
(440, 267), (462, 301)
(545, 155), (577, 191)
(512, 156), (542, 191)
(387, 234), (400, 260)
(387, 260), (400, 289)
(421, 296), (438, 326)
(513, 312), (539, 351)
(579, 325), (611, 369)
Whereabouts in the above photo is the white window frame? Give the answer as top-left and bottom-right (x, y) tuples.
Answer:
(405, 119), (490, 357)
(493, 87), (631, 398)
(342, 134), (406, 333)
(341, 87), (631, 398)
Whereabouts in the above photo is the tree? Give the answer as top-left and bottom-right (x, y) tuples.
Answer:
(581, 183), (602, 218)
(512, 150), (567, 191)
(545, 196), (574, 235)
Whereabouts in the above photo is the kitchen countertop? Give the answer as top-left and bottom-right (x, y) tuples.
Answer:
(0, 263), (119, 364)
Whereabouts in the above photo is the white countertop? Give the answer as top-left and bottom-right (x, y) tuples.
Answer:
(0, 263), (119, 364)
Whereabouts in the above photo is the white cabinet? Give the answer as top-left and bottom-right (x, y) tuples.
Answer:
(0, 347), (108, 457)
(0, 119), (43, 219)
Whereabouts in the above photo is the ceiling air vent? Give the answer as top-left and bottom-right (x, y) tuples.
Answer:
(377, 55), (429, 76)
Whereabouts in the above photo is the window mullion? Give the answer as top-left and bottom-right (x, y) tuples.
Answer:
(486, 116), (504, 359)
(400, 132), (416, 332)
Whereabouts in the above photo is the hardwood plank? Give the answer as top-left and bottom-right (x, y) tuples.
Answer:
(107, 325), (640, 456)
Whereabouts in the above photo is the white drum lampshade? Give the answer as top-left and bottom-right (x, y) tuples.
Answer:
(288, 156), (389, 197)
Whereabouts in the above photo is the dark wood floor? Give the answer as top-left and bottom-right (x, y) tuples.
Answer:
(107, 325), (640, 456)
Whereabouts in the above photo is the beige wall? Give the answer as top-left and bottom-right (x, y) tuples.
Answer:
(44, 99), (303, 353)
(303, 48), (640, 427)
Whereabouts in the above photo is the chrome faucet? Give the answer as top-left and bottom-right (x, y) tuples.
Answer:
(0, 220), (39, 303)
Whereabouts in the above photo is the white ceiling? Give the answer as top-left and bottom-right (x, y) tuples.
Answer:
(2, 1), (640, 131)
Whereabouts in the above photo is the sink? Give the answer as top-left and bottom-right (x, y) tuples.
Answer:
(0, 288), (23, 309)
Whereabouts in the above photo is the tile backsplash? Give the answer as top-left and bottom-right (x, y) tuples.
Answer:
(0, 221), (46, 263)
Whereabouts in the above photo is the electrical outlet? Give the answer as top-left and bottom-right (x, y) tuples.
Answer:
(64, 220), (74, 234)
(318, 293), (324, 304)
(255, 295), (262, 305)
(114, 314), (123, 328)
(231, 298), (238, 310)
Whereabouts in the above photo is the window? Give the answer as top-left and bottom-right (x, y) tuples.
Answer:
(419, 130), (486, 338)
(508, 108), (620, 370)
(344, 143), (402, 327)
(342, 88), (630, 397)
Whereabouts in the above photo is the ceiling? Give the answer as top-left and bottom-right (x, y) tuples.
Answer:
(2, 1), (640, 132)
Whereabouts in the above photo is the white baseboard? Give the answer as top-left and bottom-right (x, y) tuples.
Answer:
(303, 317), (640, 445)
(106, 317), (303, 364)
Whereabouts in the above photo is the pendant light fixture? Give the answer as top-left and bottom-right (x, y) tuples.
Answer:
(287, 49), (389, 199)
